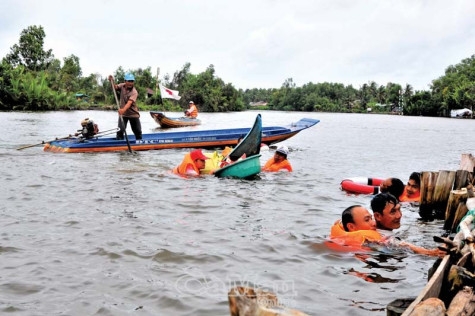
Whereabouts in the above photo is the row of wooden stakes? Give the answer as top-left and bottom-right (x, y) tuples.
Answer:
(227, 154), (475, 315)
(419, 154), (475, 231)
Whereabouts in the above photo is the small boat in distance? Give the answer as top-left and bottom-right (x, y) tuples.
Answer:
(150, 111), (201, 128)
(43, 117), (320, 153)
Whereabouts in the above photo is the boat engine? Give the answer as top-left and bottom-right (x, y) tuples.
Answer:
(78, 118), (99, 139)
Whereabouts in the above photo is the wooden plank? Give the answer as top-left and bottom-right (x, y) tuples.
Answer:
(401, 255), (451, 316)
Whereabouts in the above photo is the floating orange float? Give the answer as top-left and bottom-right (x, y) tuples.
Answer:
(340, 177), (383, 195)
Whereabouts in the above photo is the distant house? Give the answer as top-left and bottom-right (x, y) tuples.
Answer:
(450, 108), (473, 118)
(75, 93), (89, 102)
(249, 101), (268, 107)
(146, 88), (155, 98)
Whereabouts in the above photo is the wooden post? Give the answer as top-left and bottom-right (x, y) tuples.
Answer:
(454, 170), (470, 190)
(451, 202), (469, 233)
(420, 171), (455, 219)
(420, 171), (438, 219)
(459, 153), (475, 173)
(434, 170), (456, 219)
(446, 286), (475, 316)
(444, 189), (468, 231)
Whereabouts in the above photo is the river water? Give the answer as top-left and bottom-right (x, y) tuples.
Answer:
(0, 110), (474, 316)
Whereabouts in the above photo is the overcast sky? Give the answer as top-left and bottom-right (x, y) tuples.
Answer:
(1, 0), (474, 91)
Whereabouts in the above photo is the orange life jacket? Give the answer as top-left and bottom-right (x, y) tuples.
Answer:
(188, 104), (198, 118)
(328, 220), (382, 250)
(221, 146), (232, 158)
(262, 158), (292, 172)
(173, 153), (200, 175)
(399, 187), (420, 202)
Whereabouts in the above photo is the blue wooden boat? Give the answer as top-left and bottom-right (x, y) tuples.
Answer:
(43, 117), (319, 153)
(150, 111), (201, 128)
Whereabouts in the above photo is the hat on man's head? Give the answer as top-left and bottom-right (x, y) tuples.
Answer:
(189, 101), (194, 104)
(190, 149), (209, 161)
(276, 145), (289, 156)
(124, 73), (135, 81)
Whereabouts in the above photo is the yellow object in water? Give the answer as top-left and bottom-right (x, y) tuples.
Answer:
(200, 151), (224, 174)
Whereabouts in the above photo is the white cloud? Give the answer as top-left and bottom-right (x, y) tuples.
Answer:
(1, 0), (474, 91)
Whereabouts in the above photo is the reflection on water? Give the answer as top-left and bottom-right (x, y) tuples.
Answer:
(1, 111), (474, 315)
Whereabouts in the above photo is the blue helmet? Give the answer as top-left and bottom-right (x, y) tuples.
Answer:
(124, 73), (135, 81)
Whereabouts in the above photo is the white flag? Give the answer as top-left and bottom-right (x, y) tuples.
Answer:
(159, 84), (181, 100)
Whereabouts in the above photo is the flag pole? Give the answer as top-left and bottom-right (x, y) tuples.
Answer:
(155, 67), (160, 94)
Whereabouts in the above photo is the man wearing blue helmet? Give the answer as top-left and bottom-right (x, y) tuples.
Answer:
(108, 73), (142, 140)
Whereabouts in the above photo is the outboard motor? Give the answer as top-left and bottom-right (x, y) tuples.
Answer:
(78, 118), (99, 139)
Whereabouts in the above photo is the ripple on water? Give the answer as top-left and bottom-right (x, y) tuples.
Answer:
(0, 246), (20, 254)
(91, 247), (122, 260)
(152, 249), (224, 265)
(0, 282), (43, 296)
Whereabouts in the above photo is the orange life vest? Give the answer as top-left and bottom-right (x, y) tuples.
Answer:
(262, 158), (292, 172)
(173, 153), (200, 175)
(188, 104), (198, 118)
(221, 146), (232, 158)
(399, 187), (420, 202)
(328, 220), (382, 250)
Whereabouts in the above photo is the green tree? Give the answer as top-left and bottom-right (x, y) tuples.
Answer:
(3, 25), (54, 71)
(60, 54), (82, 92)
(431, 55), (475, 115)
(405, 91), (437, 116)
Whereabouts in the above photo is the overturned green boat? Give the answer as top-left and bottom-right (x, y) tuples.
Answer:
(213, 114), (262, 179)
(213, 155), (262, 179)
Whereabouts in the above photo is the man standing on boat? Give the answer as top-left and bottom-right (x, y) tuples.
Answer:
(108, 73), (142, 140)
(185, 101), (198, 118)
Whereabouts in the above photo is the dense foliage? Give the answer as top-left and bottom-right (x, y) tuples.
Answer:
(241, 56), (475, 116)
(1, 25), (474, 117)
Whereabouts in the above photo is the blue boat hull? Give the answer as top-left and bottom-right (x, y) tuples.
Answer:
(44, 118), (319, 153)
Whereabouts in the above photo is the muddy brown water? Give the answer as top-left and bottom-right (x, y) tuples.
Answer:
(1, 110), (473, 315)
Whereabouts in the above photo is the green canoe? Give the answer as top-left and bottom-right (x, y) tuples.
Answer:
(214, 154), (261, 179)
